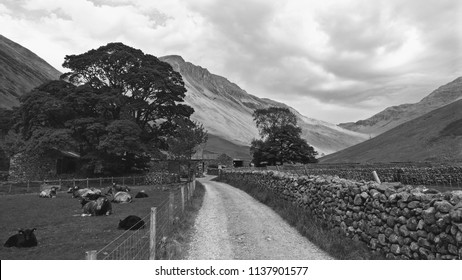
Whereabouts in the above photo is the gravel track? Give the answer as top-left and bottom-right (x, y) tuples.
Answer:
(187, 176), (332, 260)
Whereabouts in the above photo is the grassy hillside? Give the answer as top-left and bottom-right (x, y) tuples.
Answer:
(320, 99), (462, 163)
(0, 35), (61, 109)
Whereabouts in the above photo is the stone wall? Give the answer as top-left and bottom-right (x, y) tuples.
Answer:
(218, 169), (462, 260)
(9, 152), (57, 181)
(254, 164), (462, 187)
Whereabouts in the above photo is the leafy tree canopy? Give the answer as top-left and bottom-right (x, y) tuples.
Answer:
(167, 118), (208, 160)
(250, 107), (318, 166)
(8, 42), (198, 175)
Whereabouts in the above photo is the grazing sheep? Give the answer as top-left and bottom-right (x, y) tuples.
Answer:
(111, 191), (132, 203)
(39, 187), (57, 198)
(118, 215), (145, 230)
(4, 228), (38, 248)
(82, 196), (112, 216)
(135, 190), (148, 198)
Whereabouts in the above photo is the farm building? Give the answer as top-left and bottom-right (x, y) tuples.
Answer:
(8, 149), (80, 181)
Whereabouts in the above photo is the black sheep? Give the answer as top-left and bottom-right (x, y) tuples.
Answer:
(135, 190), (149, 198)
(118, 215), (145, 230)
(4, 228), (38, 248)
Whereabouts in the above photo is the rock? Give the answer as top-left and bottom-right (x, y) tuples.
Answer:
(436, 214), (450, 228)
(418, 247), (432, 260)
(406, 217), (418, 231)
(400, 192), (411, 202)
(409, 230), (419, 241)
(390, 244), (400, 255)
(378, 234), (386, 245)
(455, 231), (462, 243)
(422, 207), (436, 224)
(387, 216), (396, 227)
(448, 244), (458, 255)
(401, 245), (412, 258)
(449, 208), (462, 223)
(389, 234), (400, 244)
(370, 238), (378, 249)
(399, 225), (410, 237)
(353, 194), (363, 206)
(388, 193), (399, 203)
(369, 189), (381, 199)
(434, 201), (453, 213)
(410, 242), (419, 252)
(452, 222), (462, 232)
(417, 237), (431, 249)
(416, 219), (425, 230)
(407, 201), (420, 209)
(397, 216), (407, 225)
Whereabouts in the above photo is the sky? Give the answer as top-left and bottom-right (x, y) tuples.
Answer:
(0, 0), (461, 124)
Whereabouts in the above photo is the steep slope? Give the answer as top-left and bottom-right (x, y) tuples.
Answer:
(339, 77), (462, 136)
(160, 55), (367, 157)
(0, 35), (61, 109)
(320, 99), (462, 163)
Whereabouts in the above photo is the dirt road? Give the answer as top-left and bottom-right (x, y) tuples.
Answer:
(187, 176), (332, 260)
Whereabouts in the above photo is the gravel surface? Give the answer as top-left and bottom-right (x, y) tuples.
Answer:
(187, 176), (333, 260)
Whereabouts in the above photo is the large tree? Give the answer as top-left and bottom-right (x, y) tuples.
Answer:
(10, 43), (197, 174)
(167, 118), (208, 160)
(250, 107), (318, 166)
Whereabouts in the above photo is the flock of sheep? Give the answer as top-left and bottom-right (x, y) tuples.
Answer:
(4, 183), (149, 248)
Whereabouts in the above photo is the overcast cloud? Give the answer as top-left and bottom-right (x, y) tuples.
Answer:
(0, 0), (461, 123)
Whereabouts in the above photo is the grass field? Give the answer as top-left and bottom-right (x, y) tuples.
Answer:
(0, 184), (175, 260)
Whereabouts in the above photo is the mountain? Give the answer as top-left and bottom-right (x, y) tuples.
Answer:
(0, 35), (61, 109)
(319, 99), (462, 163)
(160, 55), (368, 158)
(339, 77), (462, 136)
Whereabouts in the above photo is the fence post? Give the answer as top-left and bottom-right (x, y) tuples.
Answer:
(181, 185), (185, 213)
(149, 207), (157, 260)
(372, 171), (381, 184)
(100, 177), (102, 188)
(133, 176), (135, 185)
(86, 178), (89, 188)
(73, 178), (75, 187)
(169, 192), (174, 225)
(9, 182), (12, 193)
(27, 180), (30, 193)
(122, 176), (125, 186)
(111, 177), (114, 184)
(85, 250), (97, 260)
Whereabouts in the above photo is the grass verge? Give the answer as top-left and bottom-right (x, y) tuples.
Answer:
(156, 181), (206, 259)
(218, 178), (385, 260)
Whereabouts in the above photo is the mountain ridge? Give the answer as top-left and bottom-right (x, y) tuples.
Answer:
(160, 55), (368, 156)
(320, 99), (462, 163)
(0, 35), (61, 109)
(339, 77), (462, 135)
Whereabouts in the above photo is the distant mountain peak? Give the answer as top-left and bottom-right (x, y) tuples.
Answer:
(160, 55), (368, 156)
(339, 77), (462, 136)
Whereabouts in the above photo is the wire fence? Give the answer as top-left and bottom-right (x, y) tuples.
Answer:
(85, 178), (196, 260)
(0, 172), (181, 195)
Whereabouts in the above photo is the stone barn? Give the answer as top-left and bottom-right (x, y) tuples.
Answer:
(9, 149), (80, 181)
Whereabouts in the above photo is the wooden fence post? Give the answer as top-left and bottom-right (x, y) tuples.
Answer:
(111, 177), (114, 184)
(100, 177), (102, 188)
(85, 250), (97, 260)
(9, 182), (12, 193)
(169, 192), (174, 225)
(27, 181), (30, 193)
(372, 171), (381, 184)
(149, 207), (157, 260)
(133, 176), (135, 185)
(73, 178), (75, 187)
(122, 176), (125, 186)
(181, 185), (185, 213)
(86, 178), (89, 188)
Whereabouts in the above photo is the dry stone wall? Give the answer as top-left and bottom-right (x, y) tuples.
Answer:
(219, 169), (462, 260)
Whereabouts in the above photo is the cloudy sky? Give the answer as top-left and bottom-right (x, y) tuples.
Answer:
(1, 0), (461, 123)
